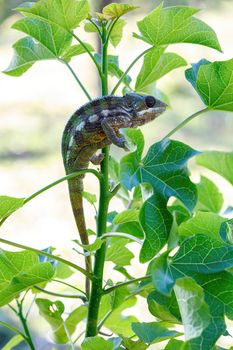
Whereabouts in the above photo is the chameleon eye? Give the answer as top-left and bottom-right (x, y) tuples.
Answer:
(145, 95), (156, 108)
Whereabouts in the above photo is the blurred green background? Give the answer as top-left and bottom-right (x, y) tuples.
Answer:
(0, 0), (233, 348)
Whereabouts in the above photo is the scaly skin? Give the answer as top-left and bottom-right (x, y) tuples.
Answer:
(61, 93), (167, 295)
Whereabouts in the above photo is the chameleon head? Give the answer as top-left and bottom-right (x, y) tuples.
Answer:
(124, 92), (167, 126)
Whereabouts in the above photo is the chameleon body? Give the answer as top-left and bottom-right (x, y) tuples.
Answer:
(61, 93), (167, 285)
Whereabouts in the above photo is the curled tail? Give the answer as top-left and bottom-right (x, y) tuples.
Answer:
(67, 177), (91, 296)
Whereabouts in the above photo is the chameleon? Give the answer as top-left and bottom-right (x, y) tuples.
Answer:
(61, 93), (167, 291)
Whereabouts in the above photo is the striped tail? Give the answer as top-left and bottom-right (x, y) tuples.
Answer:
(67, 176), (91, 296)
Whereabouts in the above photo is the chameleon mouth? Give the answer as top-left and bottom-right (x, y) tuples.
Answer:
(136, 105), (167, 117)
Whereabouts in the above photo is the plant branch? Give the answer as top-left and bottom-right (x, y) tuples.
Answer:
(33, 285), (87, 301)
(72, 32), (102, 77)
(164, 107), (209, 139)
(0, 320), (29, 343)
(52, 278), (86, 295)
(102, 232), (143, 245)
(17, 300), (35, 350)
(103, 275), (151, 294)
(62, 60), (92, 101)
(0, 238), (92, 279)
(111, 46), (154, 95)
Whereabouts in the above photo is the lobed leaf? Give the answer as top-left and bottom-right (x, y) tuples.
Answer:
(178, 211), (227, 240)
(174, 277), (210, 340)
(196, 176), (223, 213)
(16, 0), (90, 31)
(136, 4), (221, 51)
(82, 336), (114, 350)
(0, 249), (54, 307)
(102, 3), (138, 18)
(0, 196), (24, 220)
(131, 322), (178, 344)
(109, 19), (126, 47)
(196, 150), (233, 185)
(135, 47), (187, 92)
(106, 238), (134, 266)
(186, 59), (233, 111)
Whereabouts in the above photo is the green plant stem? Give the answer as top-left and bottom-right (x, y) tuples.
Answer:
(86, 23), (110, 338)
(164, 107), (209, 139)
(52, 278), (86, 295)
(24, 169), (101, 205)
(111, 46), (153, 95)
(63, 60), (92, 101)
(17, 300), (35, 350)
(88, 18), (102, 38)
(72, 32), (102, 77)
(102, 232), (143, 244)
(103, 275), (151, 294)
(33, 285), (87, 301)
(0, 238), (91, 279)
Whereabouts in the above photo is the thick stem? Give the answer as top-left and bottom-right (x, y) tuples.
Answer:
(86, 23), (110, 337)
(17, 300), (35, 350)
(164, 107), (209, 139)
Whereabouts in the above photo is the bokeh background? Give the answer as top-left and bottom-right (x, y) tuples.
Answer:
(0, 0), (233, 348)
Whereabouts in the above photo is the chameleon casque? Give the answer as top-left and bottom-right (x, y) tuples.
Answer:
(61, 93), (167, 286)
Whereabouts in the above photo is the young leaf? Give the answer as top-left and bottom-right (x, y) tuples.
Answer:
(113, 209), (139, 225)
(196, 151), (233, 185)
(106, 238), (134, 266)
(135, 47), (187, 92)
(174, 277), (210, 340)
(36, 299), (87, 344)
(74, 237), (104, 252)
(139, 194), (173, 262)
(0, 249), (54, 307)
(0, 196), (24, 220)
(196, 176), (223, 213)
(82, 336), (114, 350)
(178, 211), (226, 240)
(121, 336), (148, 350)
(16, 0), (90, 31)
(186, 59), (233, 111)
(120, 138), (198, 212)
(61, 43), (95, 62)
(102, 3), (138, 18)
(147, 289), (181, 324)
(131, 322), (178, 344)
(136, 4), (221, 51)
(82, 191), (97, 205)
(109, 19), (126, 47)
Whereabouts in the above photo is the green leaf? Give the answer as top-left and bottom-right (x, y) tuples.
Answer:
(139, 194), (173, 262)
(106, 238), (134, 266)
(147, 290), (181, 324)
(196, 151), (233, 185)
(136, 4), (221, 51)
(0, 196), (24, 220)
(82, 191), (97, 205)
(196, 176), (223, 213)
(54, 262), (74, 279)
(109, 19), (126, 47)
(164, 339), (187, 350)
(2, 335), (24, 350)
(102, 3), (138, 18)
(113, 209), (139, 225)
(131, 322), (178, 344)
(99, 294), (138, 336)
(120, 138), (198, 212)
(61, 43), (94, 62)
(0, 249), (54, 307)
(36, 299), (87, 344)
(17, 0), (90, 31)
(174, 277), (210, 340)
(82, 336), (114, 350)
(178, 211), (226, 240)
(220, 219), (233, 244)
(186, 59), (233, 111)
(135, 47), (187, 92)
(121, 336), (148, 350)
(75, 237), (104, 252)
